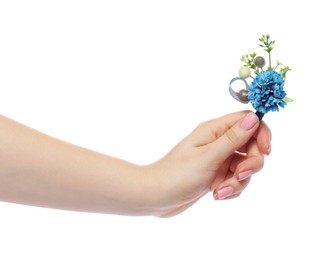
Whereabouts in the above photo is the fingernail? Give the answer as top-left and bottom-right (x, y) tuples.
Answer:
(238, 170), (253, 181)
(213, 186), (234, 200)
(240, 112), (259, 131)
(266, 145), (271, 155)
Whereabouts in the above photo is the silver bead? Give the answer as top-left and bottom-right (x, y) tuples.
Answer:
(238, 89), (249, 102)
(254, 56), (266, 68)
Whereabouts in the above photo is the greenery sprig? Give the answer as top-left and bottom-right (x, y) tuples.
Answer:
(259, 34), (274, 69)
(241, 53), (260, 75)
(240, 34), (291, 81)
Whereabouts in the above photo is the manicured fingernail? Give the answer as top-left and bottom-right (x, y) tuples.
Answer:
(238, 170), (253, 181)
(240, 112), (259, 131)
(213, 187), (234, 200)
(266, 145), (271, 155)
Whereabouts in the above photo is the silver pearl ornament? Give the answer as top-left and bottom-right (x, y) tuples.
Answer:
(254, 56), (266, 68)
(229, 77), (249, 104)
(238, 89), (249, 102)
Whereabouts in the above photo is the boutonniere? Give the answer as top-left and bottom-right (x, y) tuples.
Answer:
(229, 34), (293, 120)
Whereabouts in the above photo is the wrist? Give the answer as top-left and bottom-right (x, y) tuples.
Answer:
(140, 160), (181, 217)
(101, 160), (163, 217)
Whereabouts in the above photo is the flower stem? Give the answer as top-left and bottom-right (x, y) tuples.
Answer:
(255, 111), (264, 121)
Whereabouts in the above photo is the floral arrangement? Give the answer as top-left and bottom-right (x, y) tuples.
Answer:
(229, 34), (293, 120)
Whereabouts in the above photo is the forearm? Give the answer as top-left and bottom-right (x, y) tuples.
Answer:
(0, 115), (156, 215)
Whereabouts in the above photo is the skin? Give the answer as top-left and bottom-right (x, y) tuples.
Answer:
(0, 110), (271, 217)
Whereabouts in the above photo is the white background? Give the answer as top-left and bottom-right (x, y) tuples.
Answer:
(0, 0), (327, 259)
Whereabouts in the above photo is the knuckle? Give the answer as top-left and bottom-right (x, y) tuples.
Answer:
(225, 128), (239, 145)
(196, 120), (210, 130)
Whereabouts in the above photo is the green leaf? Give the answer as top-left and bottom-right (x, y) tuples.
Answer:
(282, 96), (294, 103)
(250, 52), (257, 58)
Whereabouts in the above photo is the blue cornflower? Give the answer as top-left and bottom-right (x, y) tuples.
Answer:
(248, 70), (287, 114)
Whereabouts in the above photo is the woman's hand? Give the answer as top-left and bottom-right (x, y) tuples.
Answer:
(148, 111), (271, 217)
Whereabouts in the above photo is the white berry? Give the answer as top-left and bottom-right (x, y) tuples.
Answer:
(238, 66), (251, 79)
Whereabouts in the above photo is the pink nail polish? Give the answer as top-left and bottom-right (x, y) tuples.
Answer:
(238, 170), (253, 181)
(214, 186), (234, 200)
(267, 145), (271, 155)
(240, 112), (259, 131)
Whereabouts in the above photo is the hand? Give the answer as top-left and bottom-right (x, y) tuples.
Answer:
(147, 111), (271, 217)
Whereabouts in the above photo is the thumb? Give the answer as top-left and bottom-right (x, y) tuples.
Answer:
(208, 112), (259, 164)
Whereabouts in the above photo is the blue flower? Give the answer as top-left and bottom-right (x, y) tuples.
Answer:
(248, 70), (287, 114)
